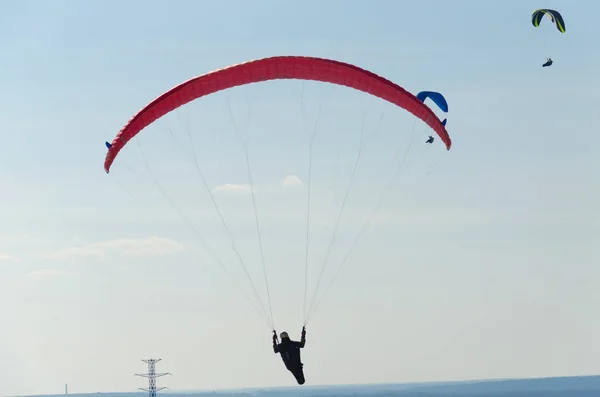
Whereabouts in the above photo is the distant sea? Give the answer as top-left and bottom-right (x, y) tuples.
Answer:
(19, 375), (600, 397)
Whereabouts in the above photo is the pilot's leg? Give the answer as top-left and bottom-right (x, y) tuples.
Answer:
(290, 365), (305, 385)
(295, 368), (305, 385)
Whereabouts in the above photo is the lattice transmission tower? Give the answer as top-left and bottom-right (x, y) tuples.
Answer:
(135, 358), (171, 397)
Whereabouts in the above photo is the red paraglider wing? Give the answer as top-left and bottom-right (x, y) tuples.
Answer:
(104, 56), (452, 173)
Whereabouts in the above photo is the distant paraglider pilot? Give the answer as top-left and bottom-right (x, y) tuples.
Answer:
(542, 58), (553, 67)
(273, 327), (306, 385)
(426, 135), (434, 144)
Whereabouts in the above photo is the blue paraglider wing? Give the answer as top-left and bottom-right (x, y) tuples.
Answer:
(416, 91), (448, 113)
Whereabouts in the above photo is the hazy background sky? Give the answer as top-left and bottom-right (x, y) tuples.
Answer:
(1, 0), (599, 395)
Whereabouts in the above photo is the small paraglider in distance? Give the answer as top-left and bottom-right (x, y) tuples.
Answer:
(416, 91), (449, 131)
(532, 9), (564, 68)
(273, 327), (307, 385)
(426, 135), (434, 144)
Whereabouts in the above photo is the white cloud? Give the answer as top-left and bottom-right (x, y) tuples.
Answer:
(282, 175), (303, 188)
(212, 183), (253, 195)
(41, 236), (184, 260)
(27, 269), (68, 277)
(0, 253), (20, 262)
(0, 234), (46, 245)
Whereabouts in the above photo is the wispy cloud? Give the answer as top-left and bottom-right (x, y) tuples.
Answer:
(282, 175), (303, 188)
(27, 269), (68, 277)
(0, 253), (21, 262)
(41, 236), (184, 260)
(212, 183), (253, 195)
(0, 234), (46, 245)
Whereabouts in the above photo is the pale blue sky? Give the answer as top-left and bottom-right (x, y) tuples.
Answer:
(0, 0), (599, 395)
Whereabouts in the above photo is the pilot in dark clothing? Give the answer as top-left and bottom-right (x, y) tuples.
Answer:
(273, 327), (306, 385)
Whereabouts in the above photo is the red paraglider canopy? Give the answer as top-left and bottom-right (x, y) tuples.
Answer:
(104, 56), (452, 173)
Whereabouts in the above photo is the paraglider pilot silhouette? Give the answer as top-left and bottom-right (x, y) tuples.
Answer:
(273, 327), (306, 385)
